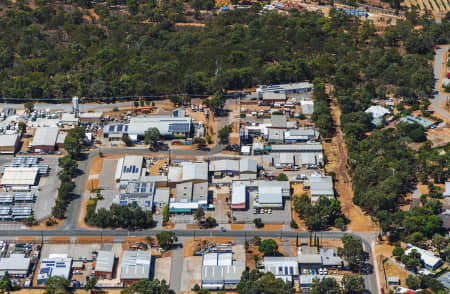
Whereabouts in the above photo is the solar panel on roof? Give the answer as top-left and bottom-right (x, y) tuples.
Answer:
(290, 267), (293, 275)
(117, 125), (123, 132)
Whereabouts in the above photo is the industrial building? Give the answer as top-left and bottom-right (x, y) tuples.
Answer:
(120, 251), (152, 286)
(210, 160), (239, 178)
(169, 182), (209, 213)
(60, 113), (79, 126)
(116, 156), (145, 188)
(115, 181), (155, 211)
(297, 247), (342, 271)
(284, 129), (318, 144)
(263, 257), (298, 282)
(231, 183), (247, 210)
(168, 162), (208, 186)
(0, 167), (39, 190)
(201, 252), (245, 290)
(256, 82), (313, 99)
(271, 115), (288, 129)
(30, 127), (59, 152)
(37, 254), (73, 285)
(300, 100), (314, 115)
(261, 92), (287, 104)
(309, 175), (334, 200)
(239, 158), (257, 180)
(94, 250), (115, 280)
(0, 254), (31, 278)
(0, 134), (20, 154)
(79, 112), (103, 122)
(127, 115), (192, 140)
(256, 183), (283, 209)
(268, 128), (284, 144)
(270, 143), (323, 153)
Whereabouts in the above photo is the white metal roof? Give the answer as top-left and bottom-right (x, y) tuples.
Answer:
(259, 185), (282, 204)
(444, 182), (450, 197)
(1, 168), (38, 185)
(309, 175), (334, 196)
(263, 257), (298, 276)
(210, 160), (239, 172)
(127, 115), (191, 136)
(365, 105), (390, 118)
(231, 183), (246, 205)
(95, 250), (115, 273)
(79, 112), (103, 119)
(0, 254), (30, 272)
(120, 251), (151, 280)
(181, 162), (208, 181)
(300, 100), (314, 114)
(0, 134), (18, 147)
(31, 127), (59, 147)
(405, 245), (442, 269)
(239, 158), (257, 173)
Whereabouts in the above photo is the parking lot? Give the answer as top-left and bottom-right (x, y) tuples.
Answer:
(231, 190), (292, 225)
(34, 156), (60, 220)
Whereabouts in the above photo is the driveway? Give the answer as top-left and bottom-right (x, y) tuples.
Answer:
(432, 46), (450, 120)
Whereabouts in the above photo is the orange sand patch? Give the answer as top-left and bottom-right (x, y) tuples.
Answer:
(184, 237), (236, 257)
(86, 178), (99, 192)
(245, 245), (264, 270)
(89, 156), (104, 175)
(17, 237), (37, 243)
(418, 184), (429, 195)
(256, 224), (283, 231)
(49, 237), (70, 244)
(186, 224), (201, 230)
(231, 224), (245, 230)
(77, 236), (113, 244)
(162, 222), (175, 229)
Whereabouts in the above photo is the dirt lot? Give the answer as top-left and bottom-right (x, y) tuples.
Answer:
(324, 99), (378, 232)
(383, 259), (410, 288)
(427, 126), (450, 147)
(86, 155), (104, 192)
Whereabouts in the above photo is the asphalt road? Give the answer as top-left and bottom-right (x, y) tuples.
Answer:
(432, 46), (450, 120)
(0, 227), (379, 293)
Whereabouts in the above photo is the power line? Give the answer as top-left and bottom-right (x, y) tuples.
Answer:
(0, 93), (240, 102)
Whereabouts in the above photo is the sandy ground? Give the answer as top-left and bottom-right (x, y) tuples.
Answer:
(383, 259), (410, 288)
(86, 156), (104, 192)
(77, 236), (114, 244)
(49, 237), (71, 244)
(427, 125), (450, 147)
(256, 224), (283, 231)
(324, 99), (378, 232)
(230, 224), (245, 230)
